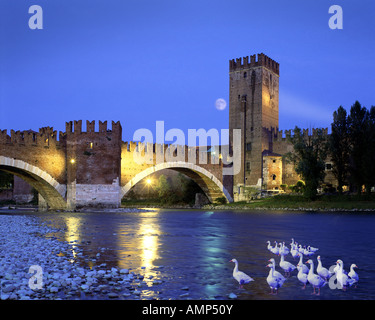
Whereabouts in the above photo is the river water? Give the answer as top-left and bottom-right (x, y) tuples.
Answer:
(18, 209), (375, 300)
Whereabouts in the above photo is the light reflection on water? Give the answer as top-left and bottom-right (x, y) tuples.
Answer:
(64, 216), (82, 262)
(34, 209), (375, 300)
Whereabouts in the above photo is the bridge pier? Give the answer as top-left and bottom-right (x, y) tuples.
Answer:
(66, 179), (121, 210)
(38, 194), (48, 211)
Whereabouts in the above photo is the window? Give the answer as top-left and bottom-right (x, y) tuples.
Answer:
(273, 159), (276, 163)
(246, 162), (251, 172)
(90, 142), (93, 149)
(244, 72), (247, 78)
(272, 174), (276, 181)
(326, 163), (332, 170)
(246, 142), (252, 151)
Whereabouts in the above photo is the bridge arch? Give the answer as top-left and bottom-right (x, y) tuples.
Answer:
(0, 156), (67, 210)
(121, 162), (233, 203)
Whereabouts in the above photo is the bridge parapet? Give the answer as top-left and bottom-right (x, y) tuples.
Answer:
(0, 127), (62, 148)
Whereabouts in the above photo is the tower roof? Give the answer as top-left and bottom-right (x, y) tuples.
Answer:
(229, 53), (279, 75)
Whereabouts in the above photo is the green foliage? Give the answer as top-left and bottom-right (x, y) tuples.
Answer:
(0, 171), (13, 189)
(288, 180), (305, 194)
(285, 127), (327, 200)
(327, 101), (375, 195)
(280, 184), (288, 192)
(328, 106), (350, 194)
(214, 196), (227, 205)
(347, 101), (368, 194)
(155, 174), (172, 204)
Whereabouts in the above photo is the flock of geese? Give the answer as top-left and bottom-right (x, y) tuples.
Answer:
(230, 238), (359, 295)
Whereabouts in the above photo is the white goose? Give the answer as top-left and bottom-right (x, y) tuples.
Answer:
(306, 259), (327, 295)
(308, 245), (319, 252)
(336, 260), (356, 290)
(270, 241), (280, 255)
(229, 258), (254, 288)
(268, 258), (285, 282)
(290, 244), (299, 259)
(266, 241), (272, 252)
(298, 245), (305, 253)
(348, 264), (359, 286)
(290, 238), (296, 247)
(297, 253), (309, 274)
(317, 256), (333, 281)
(279, 242), (290, 256)
(297, 262), (308, 289)
(279, 254), (296, 277)
(303, 247), (315, 257)
(266, 263), (286, 294)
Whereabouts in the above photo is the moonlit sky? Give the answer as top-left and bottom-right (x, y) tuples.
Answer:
(0, 0), (374, 145)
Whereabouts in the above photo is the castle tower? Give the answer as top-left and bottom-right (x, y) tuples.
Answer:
(229, 53), (280, 193)
(65, 120), (123, 209)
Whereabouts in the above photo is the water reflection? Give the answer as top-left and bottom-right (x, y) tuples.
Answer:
(117, 210), (161, 273)
(64, 216), (82, 262)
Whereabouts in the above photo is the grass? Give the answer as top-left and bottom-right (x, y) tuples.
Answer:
(215, 194), (375, 211)
(121, 194), (375, 211)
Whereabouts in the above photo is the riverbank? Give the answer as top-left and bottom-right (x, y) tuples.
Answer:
(122, 194), (375, 212)
(0, 214), (154, 300)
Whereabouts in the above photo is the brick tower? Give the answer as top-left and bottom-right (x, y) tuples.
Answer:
(229, 53), (280, 196)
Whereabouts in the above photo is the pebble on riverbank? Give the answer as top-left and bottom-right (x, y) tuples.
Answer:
(0, 214), (145, 300)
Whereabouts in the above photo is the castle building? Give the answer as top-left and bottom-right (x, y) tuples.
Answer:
(229, 53), (335, 200)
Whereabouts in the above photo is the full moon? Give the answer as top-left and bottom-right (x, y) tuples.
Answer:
(215, 98), (227, 111)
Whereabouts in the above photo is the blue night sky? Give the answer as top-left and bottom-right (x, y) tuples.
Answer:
(0, 0), (374, 144)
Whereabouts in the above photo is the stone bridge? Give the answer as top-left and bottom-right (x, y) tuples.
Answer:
(0, 120), (233, 211)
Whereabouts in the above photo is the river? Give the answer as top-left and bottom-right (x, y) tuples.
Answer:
(9, 209), (375, 300)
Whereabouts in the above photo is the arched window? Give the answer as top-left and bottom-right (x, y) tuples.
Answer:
(272, 174), (276, 181)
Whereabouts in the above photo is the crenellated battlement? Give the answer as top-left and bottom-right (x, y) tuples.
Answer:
(0, 120), (124, 148)
(229, 53), (279, 75)
(275, 128), (329, 141)
(0, 127), (60, 147)
(65, 120), (122, 135)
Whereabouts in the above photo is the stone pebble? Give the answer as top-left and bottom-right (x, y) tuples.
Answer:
(0, 214), (143, 300)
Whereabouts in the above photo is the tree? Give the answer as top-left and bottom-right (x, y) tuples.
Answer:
(362, 105), (375, 195)
(285, 126), (327, 200)
(328, 106), (350, 194)
(0, 172), (13, 189)
(347, 101), (368, 194)
(155, 174), (172, 204)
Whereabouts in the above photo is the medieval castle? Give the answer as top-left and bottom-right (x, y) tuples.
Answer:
(0, 52), (337, 208)
(229, 53), (335, 201)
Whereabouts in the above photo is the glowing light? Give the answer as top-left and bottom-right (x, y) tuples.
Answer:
(70, 159), (75, 164)
(146, 178), (152, 185)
